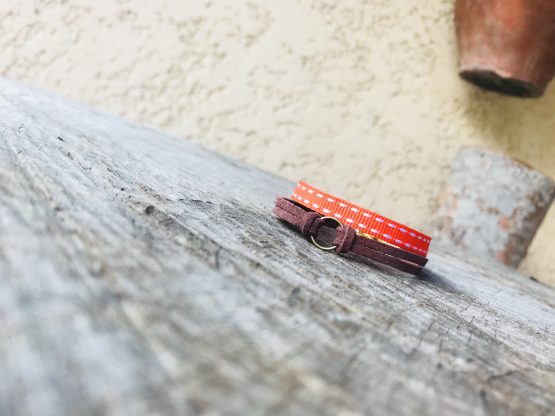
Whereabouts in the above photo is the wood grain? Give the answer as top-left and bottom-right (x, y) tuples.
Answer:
(0, 79), (554, 416)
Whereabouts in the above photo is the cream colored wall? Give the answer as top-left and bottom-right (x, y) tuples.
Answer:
(2, 0), (555, 284)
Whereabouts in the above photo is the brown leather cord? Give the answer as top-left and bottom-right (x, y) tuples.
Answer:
(273, 197), (427, 275)
(273, 198), (427, 266)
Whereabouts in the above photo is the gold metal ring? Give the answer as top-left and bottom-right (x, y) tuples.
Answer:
(310, 216), (343, 251)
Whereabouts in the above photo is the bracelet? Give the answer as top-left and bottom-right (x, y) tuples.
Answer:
(292, 181), (431, 257)
(273, 197), (427, 275)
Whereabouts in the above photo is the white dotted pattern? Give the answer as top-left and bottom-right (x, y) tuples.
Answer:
(293, 182), (431, 255)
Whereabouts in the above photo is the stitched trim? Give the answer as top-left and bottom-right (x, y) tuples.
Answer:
(293, 181), (431, 256)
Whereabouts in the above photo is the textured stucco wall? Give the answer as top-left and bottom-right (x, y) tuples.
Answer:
(2, 0), (555, 284)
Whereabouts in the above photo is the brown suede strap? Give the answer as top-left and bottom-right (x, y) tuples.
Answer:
(273, 197), (427, 275)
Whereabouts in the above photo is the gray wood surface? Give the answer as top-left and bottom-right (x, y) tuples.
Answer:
(0, 78), (554, 416)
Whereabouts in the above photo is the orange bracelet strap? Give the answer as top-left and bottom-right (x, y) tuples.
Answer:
(292, 181), (431, 257)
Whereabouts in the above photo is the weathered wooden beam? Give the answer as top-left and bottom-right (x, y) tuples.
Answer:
(430, 148), (555, 267)
(0, 79), (554, 416)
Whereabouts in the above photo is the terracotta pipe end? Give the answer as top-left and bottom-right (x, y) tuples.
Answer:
(455, 0), (555, 99)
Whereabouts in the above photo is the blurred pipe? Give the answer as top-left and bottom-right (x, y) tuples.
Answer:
(456, 0), (555, 98)
(430, 148), (555, 267)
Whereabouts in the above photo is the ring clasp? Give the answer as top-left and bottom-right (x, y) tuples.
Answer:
(310, 216), (343, 251)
